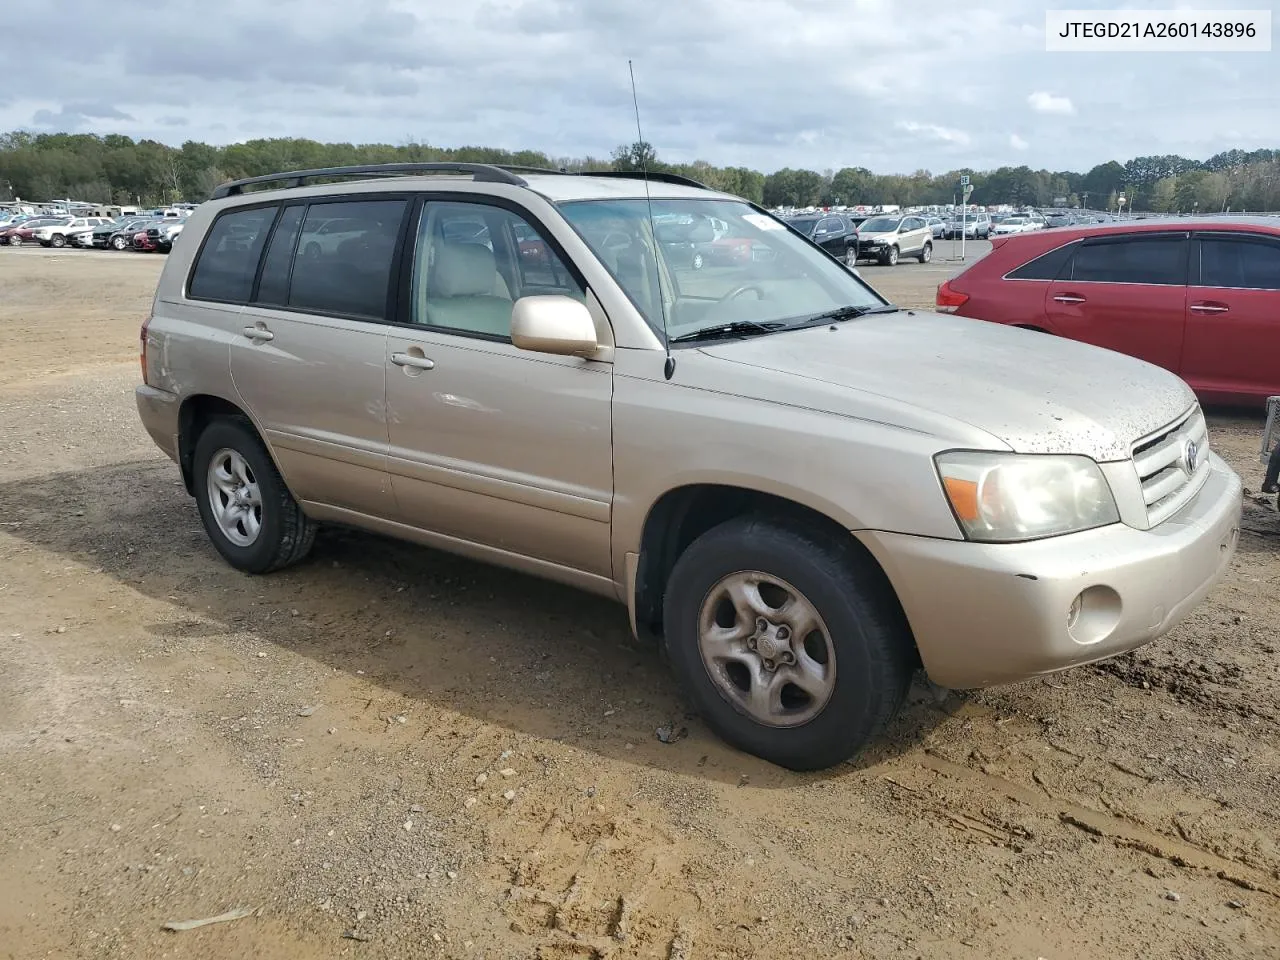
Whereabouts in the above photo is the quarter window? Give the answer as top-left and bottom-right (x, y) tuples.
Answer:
(1199, 237), (1280, 291)
(287, 199), (407, 320)
(409, 201), (584, 338)
(1069, 237), (1188, 286)
(189, 206), (277, 302)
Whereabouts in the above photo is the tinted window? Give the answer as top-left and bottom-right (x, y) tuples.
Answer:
(1006, 241), (1077, 280)
(1070, 237), (1187, 286)
(815, 218), (841, 234)
(1199, 236), (1280, 291)
(409, 201), (584, 338)
(288, 199), (406, 319)
(255, 205), (304, 305)
(189, 206), (276, 302)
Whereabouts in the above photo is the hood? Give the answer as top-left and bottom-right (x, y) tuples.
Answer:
(857, 229), (897, 240)
(696, 311), (1195, 462)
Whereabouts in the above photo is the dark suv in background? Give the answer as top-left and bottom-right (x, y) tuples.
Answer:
(784, 213), (858, 258)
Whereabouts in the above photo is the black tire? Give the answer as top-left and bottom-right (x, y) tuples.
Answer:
(662, 516), (916, 771)
(192, 417), (316, 574)
(51, 234), (66, 248)
(880, 245), (899, 266)
(918, 242), (932, 263)
(111, 236), (127, 250)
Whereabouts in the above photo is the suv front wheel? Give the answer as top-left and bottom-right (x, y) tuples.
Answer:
(879, 245), (899, 266)
(193, 418), (317, 574)
(662, 516), (915, 771)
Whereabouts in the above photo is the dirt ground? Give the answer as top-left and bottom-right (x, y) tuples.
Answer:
(1, 244), (1278, 960)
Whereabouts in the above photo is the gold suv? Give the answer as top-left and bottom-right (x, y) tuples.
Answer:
(137, 163), (1242, 770)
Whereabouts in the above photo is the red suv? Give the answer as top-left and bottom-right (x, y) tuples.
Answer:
(936, 217), (1280, 407)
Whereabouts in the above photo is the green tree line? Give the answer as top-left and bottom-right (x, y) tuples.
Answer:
(1, 130), (1276, 212)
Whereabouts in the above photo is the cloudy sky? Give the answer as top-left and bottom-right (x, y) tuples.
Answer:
(4, 0), (1276, 174)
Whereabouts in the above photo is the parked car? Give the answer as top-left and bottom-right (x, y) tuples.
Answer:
(33, 216), (112, 247)
(935, 216), (1280, 406)
(84, 217), (155, 249)
(784, 213), (858, 259)
(944, 214), (991, 240)
(925, 216), (947, 239)
(990, 215), (1037, 236)
(2, 216), (71, 246)
(849, 215), (933, 265)
(131, 228), (160, 252)
(135, 162), (1241, 771)
(146, 219), (186, 253)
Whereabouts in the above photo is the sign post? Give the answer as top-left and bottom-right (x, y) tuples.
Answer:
(959, 176), (972, 260)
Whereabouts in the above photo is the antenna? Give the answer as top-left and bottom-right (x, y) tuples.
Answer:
(628, 60), (675, 380)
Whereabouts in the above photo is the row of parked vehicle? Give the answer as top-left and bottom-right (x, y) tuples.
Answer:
(0, 212), (188, 252)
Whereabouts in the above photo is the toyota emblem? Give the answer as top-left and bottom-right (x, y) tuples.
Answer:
(1183, 439), (1199, 475)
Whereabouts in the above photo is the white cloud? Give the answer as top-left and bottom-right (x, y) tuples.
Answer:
(895, 120), (971, 147)
(1010, 133), (1029, 150)
(1027, 91), (1076, 115)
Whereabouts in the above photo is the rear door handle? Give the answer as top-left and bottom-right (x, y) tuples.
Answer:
(391, 352), (435, 370)
(242, 325), (274, 342)
(1053, 294), (1087, 304)
(1189, 302), (1229, 314)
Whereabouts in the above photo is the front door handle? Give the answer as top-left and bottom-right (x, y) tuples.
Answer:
(391, 351), (435, 370)
(1052, 294), (1087, 304)
(242, 325), (274, 342)
(1189, 302), (1229, 314)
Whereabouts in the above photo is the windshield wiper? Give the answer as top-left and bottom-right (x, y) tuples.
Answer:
(668, 320), (788, 344)
(796, 304), (901, 325)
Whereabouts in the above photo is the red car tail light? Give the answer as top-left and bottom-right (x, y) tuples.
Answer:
(935, 279), (970, 314)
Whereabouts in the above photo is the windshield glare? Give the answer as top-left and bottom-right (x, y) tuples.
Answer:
(859, 217), (901, 233)
(558, 198), (885, 341)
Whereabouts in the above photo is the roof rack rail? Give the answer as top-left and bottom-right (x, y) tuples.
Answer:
(577, 170), (712, 190)
(491, 166), (713, 191)
(210, 162), (528, 199)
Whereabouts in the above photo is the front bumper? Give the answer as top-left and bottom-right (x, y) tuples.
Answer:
(858, 453), (1242, 689)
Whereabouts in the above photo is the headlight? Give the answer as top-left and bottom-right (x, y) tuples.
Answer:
(936, 452), (1119, 542)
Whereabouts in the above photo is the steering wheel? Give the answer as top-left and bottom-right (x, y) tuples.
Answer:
(718, 285), (767, 303)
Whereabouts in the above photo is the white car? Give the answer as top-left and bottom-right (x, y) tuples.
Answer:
(33, 216), (112, 248)
(990, 216), (1040, 236)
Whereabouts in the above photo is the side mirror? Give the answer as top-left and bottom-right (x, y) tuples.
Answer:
(511, 295), (598, 358)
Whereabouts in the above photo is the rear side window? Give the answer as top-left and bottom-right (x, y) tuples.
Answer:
(1199, 236), (1280, 290)
(1006, 241), (1076, 280)
(287, 199), (407, 320)
(189, 206), (277, 302)
(1069, 236), (1188, 286)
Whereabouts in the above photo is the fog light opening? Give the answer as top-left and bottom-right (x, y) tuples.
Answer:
(1067, 585), (1123, 646)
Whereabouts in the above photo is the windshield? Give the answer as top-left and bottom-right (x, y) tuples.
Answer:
(1004, 217), (1027, 225)
(558, 198), (886, 343)
(785, 217), (819, 234)
(859, 217), (901, 233)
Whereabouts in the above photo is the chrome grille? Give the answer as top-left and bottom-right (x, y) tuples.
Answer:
(1132, 406), (1209, 527)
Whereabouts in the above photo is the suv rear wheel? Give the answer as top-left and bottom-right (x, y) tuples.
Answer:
(193, 418), (316, 574)
(662, 516), (915, 771)
(918, 242), (932, 264)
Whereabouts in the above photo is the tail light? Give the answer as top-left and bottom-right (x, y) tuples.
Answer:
(935, 279), (970, 314)
(140, 316), (151, 384)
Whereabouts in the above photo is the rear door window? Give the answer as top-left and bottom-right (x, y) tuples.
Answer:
(255, 205), (305, 306)
(188, 206), (277, 302)
(287, 199), (408, 320)
(1069, 236), (1188, 286)
(1198, 235), (1280, 290)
